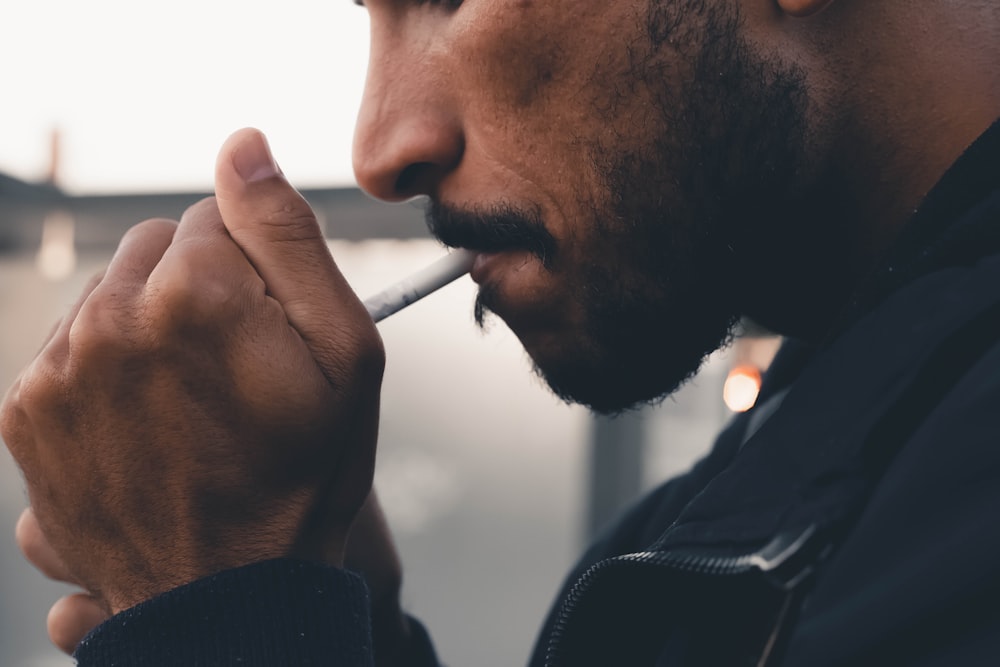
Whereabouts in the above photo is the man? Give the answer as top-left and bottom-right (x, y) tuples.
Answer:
(4, 0), (999, 664)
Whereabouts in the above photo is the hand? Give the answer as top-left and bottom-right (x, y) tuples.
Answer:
(19, 494), (407, 657)
(1, 128), (385, 615)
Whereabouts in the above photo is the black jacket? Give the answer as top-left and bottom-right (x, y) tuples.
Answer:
(531, 117), (1000, 667)
(76, 120), (1000, 666)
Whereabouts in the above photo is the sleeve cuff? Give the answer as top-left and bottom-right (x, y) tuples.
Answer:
(74, 559), (373, 666)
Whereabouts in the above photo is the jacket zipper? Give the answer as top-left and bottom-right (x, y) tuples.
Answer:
(543, 524), (818, 667)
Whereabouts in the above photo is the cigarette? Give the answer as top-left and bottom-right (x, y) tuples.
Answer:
(363, 249), (477, 323)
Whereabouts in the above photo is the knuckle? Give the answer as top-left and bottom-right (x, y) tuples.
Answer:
(81, 271), (106, 297)
(247, 197), (322, 245)
(15, 510), (44, 564)
(11, 358), (63, 417)
(68, 295), (134, 358)
(328, 325), (386, 389)
(181, 196), (221, 223)
(281, 204), (323, 240)
(147, 255), (243, 331)
(355, 331), (387, 379)
(3, 361), (70, 465)
(310, 342), (379, 395)
(121, 217), (177, 245)
(0, 377), (24, 438)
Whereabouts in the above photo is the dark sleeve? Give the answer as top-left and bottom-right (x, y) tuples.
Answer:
(74, 559), (399, 666)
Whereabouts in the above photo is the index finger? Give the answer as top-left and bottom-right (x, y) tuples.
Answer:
(16, 507), (78, 585)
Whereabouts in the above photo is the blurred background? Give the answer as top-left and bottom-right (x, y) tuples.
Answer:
(0, 1), (778, 665)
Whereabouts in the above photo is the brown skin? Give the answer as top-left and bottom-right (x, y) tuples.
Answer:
(9, 0), (1000, 659)
(4, 128), (384, 614)
(355, 0), (998, 345)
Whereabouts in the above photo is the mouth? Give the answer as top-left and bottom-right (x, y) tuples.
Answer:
(468, 249), (530, 285)
(424, 200), (557, 268)
(467, 247), (555, 334)
(469, 251), (491, 284)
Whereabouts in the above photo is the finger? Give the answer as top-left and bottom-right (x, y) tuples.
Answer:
(4, 270), (108, 478)
(213, 129), (379, 376)
(44, 218), (174, 363)
(48, 593), (109, 655)
(100, 218), (178, 292)
(143, 198), (266, 326)
(159, 197), (259, 282)
(16, 508), (77, 584)
(34, 270), (106, 367)
(36, 270), (104, 353)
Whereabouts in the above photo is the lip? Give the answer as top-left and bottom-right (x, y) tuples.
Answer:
(469, 251), (503, 285)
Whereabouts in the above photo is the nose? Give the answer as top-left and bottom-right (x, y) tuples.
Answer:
(353, 53), (464, 202)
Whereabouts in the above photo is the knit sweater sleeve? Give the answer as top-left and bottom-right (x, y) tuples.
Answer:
(73, 559), (381, 666)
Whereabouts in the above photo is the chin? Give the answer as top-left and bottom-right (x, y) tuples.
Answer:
(477, 257), (740, 414)
(520, 330), (711, 415)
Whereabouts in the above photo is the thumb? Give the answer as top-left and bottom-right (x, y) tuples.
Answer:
(214, 128), (380, 380)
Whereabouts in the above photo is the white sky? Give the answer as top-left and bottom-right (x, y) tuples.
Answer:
(2, 0), (371, 193)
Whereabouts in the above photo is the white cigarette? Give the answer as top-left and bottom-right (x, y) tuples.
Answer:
(363, 249), (477, 323)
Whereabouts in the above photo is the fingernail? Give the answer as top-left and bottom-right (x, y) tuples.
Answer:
(232, 131), (281, 183)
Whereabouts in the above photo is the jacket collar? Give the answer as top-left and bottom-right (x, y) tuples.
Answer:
(651, 117), (1000, 555)
(841, 116), (1000, 335)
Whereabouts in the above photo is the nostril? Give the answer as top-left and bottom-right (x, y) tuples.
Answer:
(395, 163), (423, 193)
(395, 162), (439, 197)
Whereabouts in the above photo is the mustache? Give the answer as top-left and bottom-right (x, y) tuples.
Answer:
(424, 200), (557, 266)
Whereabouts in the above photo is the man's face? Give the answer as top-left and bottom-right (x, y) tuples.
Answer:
(354, 0), (813, 413)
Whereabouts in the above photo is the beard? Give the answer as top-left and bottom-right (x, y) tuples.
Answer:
(430, 1), (812, 414)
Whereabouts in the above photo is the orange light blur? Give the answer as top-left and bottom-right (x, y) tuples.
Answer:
(723, 364), (762, 413)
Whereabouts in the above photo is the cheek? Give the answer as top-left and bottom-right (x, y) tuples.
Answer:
(456, 4), (564, 111)
(450, 2), (651, 176)
(454, 2), (639, 120)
